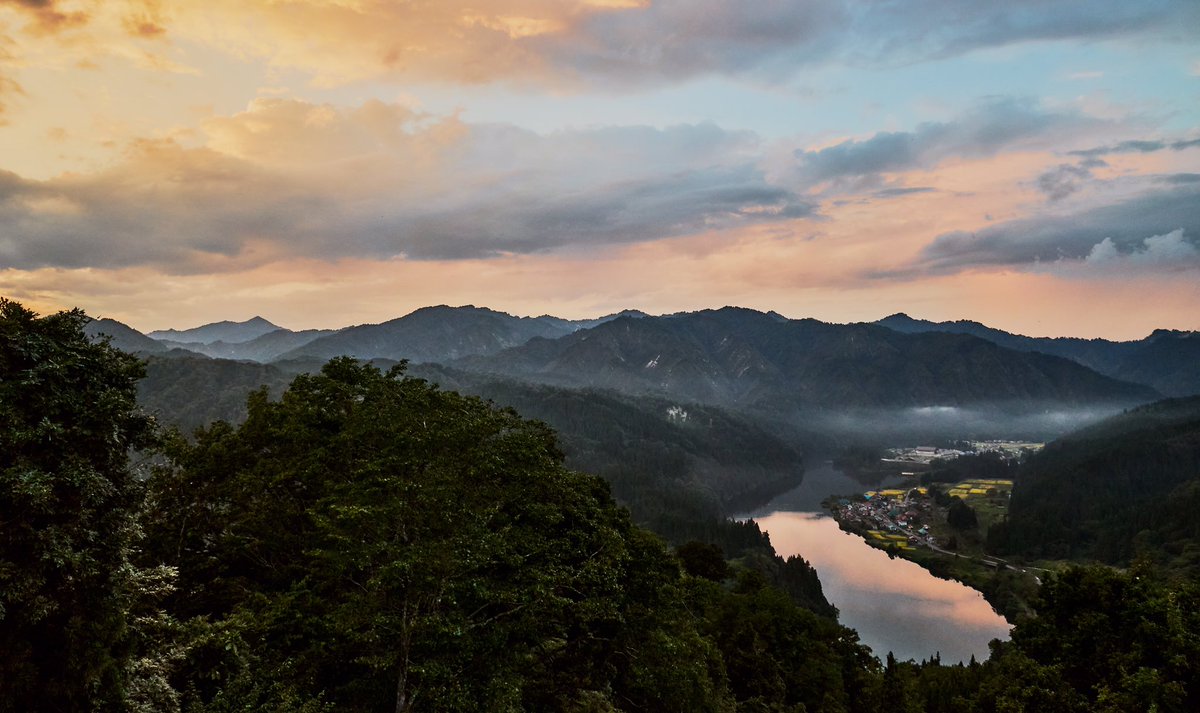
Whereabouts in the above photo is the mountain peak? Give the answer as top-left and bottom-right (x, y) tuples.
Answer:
(84, 317), (168, 354)
(1148, 328), (1195, 340)
(149, 316), (284, 345)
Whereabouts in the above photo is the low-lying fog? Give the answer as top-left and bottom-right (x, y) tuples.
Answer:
(795, 401), (1132, 446)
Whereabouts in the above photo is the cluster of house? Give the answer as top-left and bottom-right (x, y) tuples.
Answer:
(968, 440), (1043, 459)
(882, 446), (966, 465)
(883, 441), (1044, 467)
(832, 487), (938, 550)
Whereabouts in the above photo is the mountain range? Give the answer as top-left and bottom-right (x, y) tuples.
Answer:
(277, 305), (575, 363)
(148, 316), (283, 344)
(84, 305), (1197, 424)
(456, 307), (1158, 409)
(84, 318), (170, 354)
(85, 304), (1195, 532)
(155, 328), (340, 362)
(877, 313), (1200, 397)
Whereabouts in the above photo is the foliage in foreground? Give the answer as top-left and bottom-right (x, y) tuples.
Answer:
(4, 300), (1200, 712)
(0, 300), (155, 712)
(138, 357), (876, 711)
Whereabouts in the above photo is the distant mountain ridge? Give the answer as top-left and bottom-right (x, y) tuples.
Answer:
(150, 316), (282, 345)
(273, 305), (643, 364)
(876, 313), (1200, 397)
(97, 306), (653, 365)
(85, 317), (169, 354)
(456, 307), (1159, 410)
(104, 306), (1177, 410)
(156, 328), (339, 362)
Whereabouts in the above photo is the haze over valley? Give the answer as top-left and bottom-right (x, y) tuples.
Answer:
(4, 0), (1199, 709)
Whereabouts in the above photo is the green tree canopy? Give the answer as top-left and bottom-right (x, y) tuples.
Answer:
(140, 358), (733, 711)
(0, 300), (154, 711)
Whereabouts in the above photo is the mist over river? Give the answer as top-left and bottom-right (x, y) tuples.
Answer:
(737, 460), (1011, 664)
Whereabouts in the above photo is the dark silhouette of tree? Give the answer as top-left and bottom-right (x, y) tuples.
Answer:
(0, 300), (154, 712)
(947, 498), (979, 531)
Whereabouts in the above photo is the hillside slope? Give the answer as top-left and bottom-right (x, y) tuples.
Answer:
(459, 308), (1159, 410)
(275, 305), (579, 363)
(877, 313), (1200, 397)
(989, 396), (1200, 572)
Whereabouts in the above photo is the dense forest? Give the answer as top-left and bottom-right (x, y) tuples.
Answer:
(988, 396), (1200, 575)
(4, 300), (1200, 711)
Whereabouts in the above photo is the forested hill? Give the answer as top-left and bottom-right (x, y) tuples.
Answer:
(407, 365), (808, 532)
(136, 355), (827, 615)
(149, 315), (281, 344)
(989, 396), (1200, 573)
(877, 312), (1200, 397)
(84, 317), (171, 355)
(155, 327), (339, 362)
(458, 307), (1159, 409)
(8, 299), (1200, 712)
(274, 304), (581, 362)
(137, 355), (294, 432)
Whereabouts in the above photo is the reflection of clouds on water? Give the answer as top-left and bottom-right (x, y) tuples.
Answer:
(753, 510), (1010, 663)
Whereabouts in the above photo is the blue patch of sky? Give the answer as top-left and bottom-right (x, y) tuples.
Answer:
(292, 40), (1198, 144)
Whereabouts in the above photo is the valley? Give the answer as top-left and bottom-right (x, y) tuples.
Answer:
(100, 306), (1200, 631)
(7, 5), (1199, 707)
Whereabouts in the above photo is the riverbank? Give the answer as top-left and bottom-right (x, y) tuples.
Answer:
(737, 460), (1011, 663)
(822, 484), (1045, 622)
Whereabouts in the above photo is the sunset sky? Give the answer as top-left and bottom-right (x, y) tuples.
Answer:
(1, 0), (1197, 338)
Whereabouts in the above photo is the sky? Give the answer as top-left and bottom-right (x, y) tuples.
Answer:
(0, 0), (1198, 338)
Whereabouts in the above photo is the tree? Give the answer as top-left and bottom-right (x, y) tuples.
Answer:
(140, 358), (734, 712)
(0, 300), (154, 711)
(677, 541), (731, 581)
(946, 497), (978, 531)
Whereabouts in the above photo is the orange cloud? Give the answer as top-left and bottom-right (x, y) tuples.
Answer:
(6, 228), (1199, 339)
(0, 0), (89, 35)
(164, 0), (596, 87)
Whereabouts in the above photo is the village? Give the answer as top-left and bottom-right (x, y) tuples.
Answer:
(827, 477), (1016, 555)
(829, 438), (1038, 553)
(881, 440), (1044, 467)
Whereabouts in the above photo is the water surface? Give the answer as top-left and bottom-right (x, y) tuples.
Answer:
(738, 460), (1011, 663)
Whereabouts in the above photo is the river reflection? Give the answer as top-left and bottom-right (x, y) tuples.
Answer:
(739, 461), (1011, 664)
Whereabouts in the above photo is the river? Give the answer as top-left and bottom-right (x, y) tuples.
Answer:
(736, 459), (1011, 664)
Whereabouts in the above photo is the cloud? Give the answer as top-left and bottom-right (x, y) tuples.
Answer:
(1030, 134), (1199, 200)
(76, 0), (1194, 88)
(121, 0), (167, 39)
(0, 98), (816, 271)
(0, 29), (22, 123)
(841, 0), (1197, 64)
(1081, 229), (1200, 272)
(791, 97), (1103, 190)
(0, 0), (90, 34)
(1036, 162), (1095, 201)
(2, 1), (1195, 98)
(1068, 137), (1200, 158)
(872, 187), (936, 198)
(532, 0), (849, 84)
(902, 184), (1200, 275)
(1021, 134), (1200, 201)
(0, 71), (19, 125)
